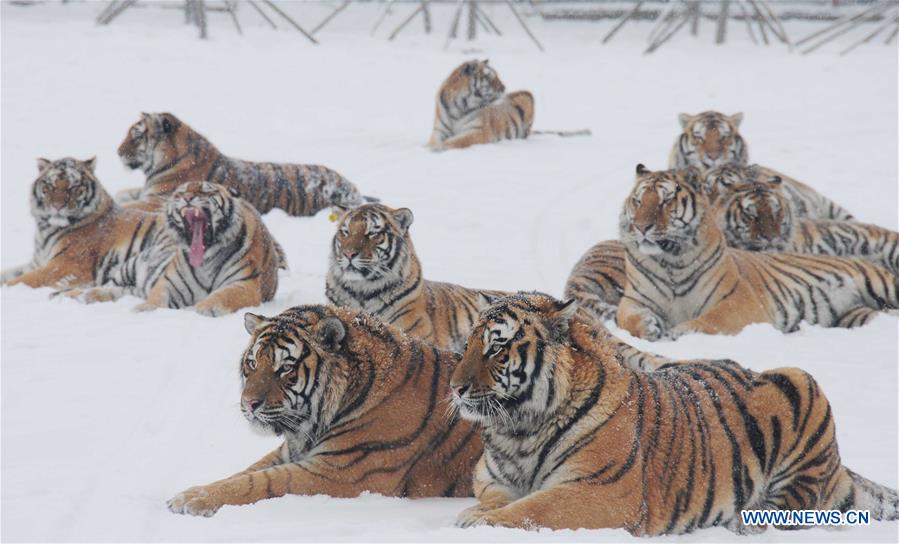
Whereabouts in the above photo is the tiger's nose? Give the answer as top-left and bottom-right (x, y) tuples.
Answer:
(453, 384), (470, 398)
(244, 398), (264, 413)
(343, 250), (357, 259)
(635, 223), (653, 235)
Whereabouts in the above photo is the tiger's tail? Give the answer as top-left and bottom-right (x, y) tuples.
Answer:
(531, 129), (592, 138)
(832, 467), (898, 521)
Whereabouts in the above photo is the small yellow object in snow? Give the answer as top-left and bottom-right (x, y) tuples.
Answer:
(328, 212), (339, 223)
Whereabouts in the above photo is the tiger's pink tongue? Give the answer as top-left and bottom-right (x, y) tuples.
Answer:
(182, 208), (207, 267)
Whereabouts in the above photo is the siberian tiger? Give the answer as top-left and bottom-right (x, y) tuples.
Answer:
(56, 181), (283, 316)
(704, 163), (854, 221)
(719, 179), (899, 277)
(563, 240), (626, 323)
(325, 202), (507, 353)
(450, 292), (899, 534)
(669, 111), (748, 172)
(167, 304), (482, 517)
(1, 157), (168, 292)
(116, 112), (367, 215)
(428, 59), (534, 151)
(617, 165), (899, 339)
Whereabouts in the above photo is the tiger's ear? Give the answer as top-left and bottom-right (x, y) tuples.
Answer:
(161, 116), (175, 134)
(37, 158), (51, 172)
(140, 111), (150, 118)
(477, 291), (498, 309)
(678, 113), (692, 130)
(82, 156), (97, 173)
(463, 61), (477, 75)
(635, 163), (649, 176)
(244, 312), (269, 334)
(315, 317), (346, 352)
(548, 298), (578, 342)
(730, 112), (743, 128)
(392, 208), (414, 233)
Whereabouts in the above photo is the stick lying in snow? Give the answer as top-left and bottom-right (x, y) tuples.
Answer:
(531, 129), (592, 138)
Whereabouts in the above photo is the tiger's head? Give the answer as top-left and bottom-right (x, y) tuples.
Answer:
(31, 157), (107, 228)
(240, 306), (352, 437)
(118, 112), (190, 175)
(676, 111), (746, 171)
(718, 179), (793, 252)
(330, 203), (415, 286)
(164, 181), (243, 268)
(702, 163), (780, 204)
(442, 59), (505, 113)
(451, 292), (581, 430)
(620, 164), (707, 258)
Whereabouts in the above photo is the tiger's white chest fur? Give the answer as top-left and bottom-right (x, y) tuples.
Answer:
(481, 425), (577, 498)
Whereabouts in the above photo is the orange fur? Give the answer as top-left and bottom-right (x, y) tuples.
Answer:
(429, 60), (534, 151)
(450, 293), (898, 534)
(168, 305), (482, 517)
(326, 203), (507, 352)
(116, 112), (365, 215)
(618, 166), (899, 339)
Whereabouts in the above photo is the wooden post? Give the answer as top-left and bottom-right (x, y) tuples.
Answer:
(840, 13), (897, 54)
(225, 1), (242, 36)
(422, 1), (431, 33)
(736, 0), (758, 44)
(690, 0), (700, 36)
(444, 0), (465, 50)
(715, 0), (730, 44)
(388, 2), (425, 41)
(646, 10), (689, 53)
(801, 2), (892, 54)
(196, 0), (207, 39)
(262, 0), (318, 44)
(505, 0), (544, 51)
(312, 0), (350, 35)
(476, 3), (502, 36)
(602, 0), (643, 44)
(247, 0), (276, 29)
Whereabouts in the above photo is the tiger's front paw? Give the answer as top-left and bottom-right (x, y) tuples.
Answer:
(167, 486), (221, 517)
(635, 312), (671, 341)
(50, 288), (83, 301)
(193, 301), (229, 317)
(456, 507), (528, 529)
(132, 302), (159, 313)
(455, 505), (495, 528)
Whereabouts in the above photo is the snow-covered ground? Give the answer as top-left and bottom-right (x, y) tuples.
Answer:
(1, 2), (897, 542)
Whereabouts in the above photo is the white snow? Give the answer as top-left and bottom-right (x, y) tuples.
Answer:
(1, 2), (897, 542)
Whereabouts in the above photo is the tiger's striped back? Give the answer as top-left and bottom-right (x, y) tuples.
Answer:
(325, 203), (506, 352)
(563, 240), (626, 322)
(116, 112), (366, 216)
(450, 292), (898, 534)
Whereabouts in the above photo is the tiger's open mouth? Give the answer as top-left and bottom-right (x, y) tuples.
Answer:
(639, 238), (681, 255)
(181, 206), (208, 267)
